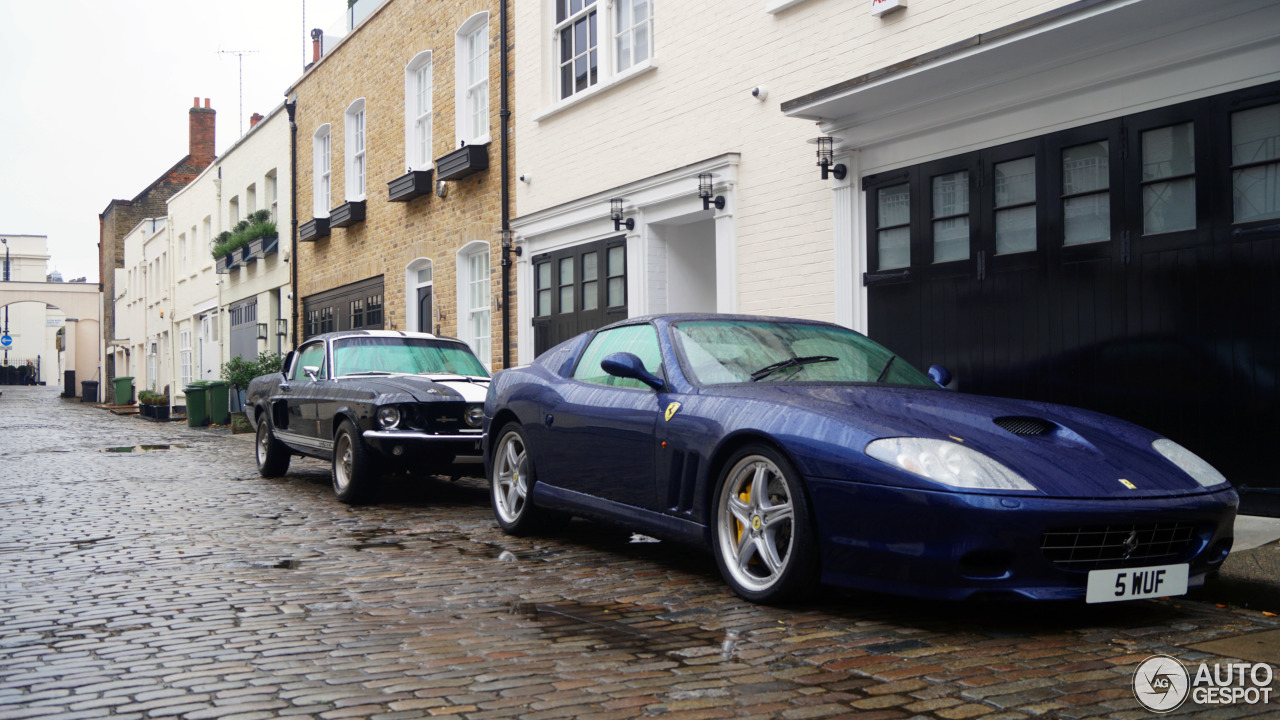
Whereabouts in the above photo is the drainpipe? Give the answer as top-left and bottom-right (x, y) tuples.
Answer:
(499, 0), (512, 369)
(286, 97), (299, 349)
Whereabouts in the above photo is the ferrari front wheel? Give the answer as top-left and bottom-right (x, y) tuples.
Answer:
(712, 444), (818, 604)
(490, 424), (567, 535)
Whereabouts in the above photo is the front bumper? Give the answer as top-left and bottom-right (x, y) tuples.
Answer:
(807, 477), (1238, 601)
(362, 429), (485, 460)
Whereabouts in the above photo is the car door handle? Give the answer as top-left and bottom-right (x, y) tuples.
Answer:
(545, 414), (554, 427)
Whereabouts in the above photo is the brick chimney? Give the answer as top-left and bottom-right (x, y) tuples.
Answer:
(189, 97), (216, 163)
(311, 28), (324, 63)
(249, 112), (264, 129)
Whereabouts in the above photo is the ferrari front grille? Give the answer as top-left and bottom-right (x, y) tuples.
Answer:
(994, 416), (1055, 436)
(1041, 522), (1197, 569)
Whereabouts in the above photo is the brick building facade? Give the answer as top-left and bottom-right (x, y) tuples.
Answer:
(287, 0), (514, 370)
(99, 99), (215, 403)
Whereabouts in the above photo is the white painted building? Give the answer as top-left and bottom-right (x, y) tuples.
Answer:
(111, 219), (170, 399)
(166, 103), (293, 406)
(0, 234), (64, 384)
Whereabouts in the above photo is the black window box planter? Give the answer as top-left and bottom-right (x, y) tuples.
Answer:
(300, 217), (330, 241)
(435, 143), (489, 182)
(248, 235), (279, 261)
(215, 253), (241, 274)
(330, 200), (366, 228)
(388, 169), (434, 202)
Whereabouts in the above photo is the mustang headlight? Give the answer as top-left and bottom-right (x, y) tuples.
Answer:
(464, 404), (485, 428)
(376, 406), (401, 429)
(1152, 438), (1228, 488)
(866, 437), (1037, 492)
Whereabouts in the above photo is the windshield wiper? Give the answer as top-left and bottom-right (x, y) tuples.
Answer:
(342, 371), (394, 376)
(749, 355), (838, 382)
(875, 355), (896, 383)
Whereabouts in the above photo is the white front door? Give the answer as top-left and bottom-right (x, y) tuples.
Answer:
(198, 313), (220, 381)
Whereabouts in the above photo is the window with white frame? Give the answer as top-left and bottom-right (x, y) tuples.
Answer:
(314, 125), (332, 216)
(147, 341), (157, 390)
(246, 183), (257, 214)
(457, 243), (491, 365)
(345, 99), (366, 200)
(229, 196), (240, 226)
(179, 329), (192, 387)
(202, 217), (211, 265)
(554, 0), (653, 102)
(614, 0), (651, 73)
(456, 14), (490, 147)
(265, 170), (278, 222)
(405, 52), (433, 170)
(178, 233), (187, 276)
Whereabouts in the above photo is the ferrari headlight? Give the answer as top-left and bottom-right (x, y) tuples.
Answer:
(1152, 438), (1228, 488)
(464, 404), (485, 428)
(376, 406), (401, 429)
(866, 437), (1037, 492)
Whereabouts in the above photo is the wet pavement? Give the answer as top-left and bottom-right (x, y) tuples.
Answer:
(1, 384), (1278, 719)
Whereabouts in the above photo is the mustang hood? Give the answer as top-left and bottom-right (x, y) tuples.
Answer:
(714, 384), (1224, 500)
(348, 374), (489, 403)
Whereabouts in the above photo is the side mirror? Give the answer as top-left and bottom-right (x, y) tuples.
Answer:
(304, 366), (320, 381)
(928, 365), (953, 389)
(601, 352), (665, 391)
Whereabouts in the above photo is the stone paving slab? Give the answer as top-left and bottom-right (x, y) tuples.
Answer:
(0, 386), (1277, 719)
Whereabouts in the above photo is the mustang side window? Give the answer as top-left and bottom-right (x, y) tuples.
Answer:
(572, 324), (663, 390)
(291, 343), (327, 381)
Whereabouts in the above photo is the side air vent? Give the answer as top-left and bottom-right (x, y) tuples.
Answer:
(994, 416), (1055, 436)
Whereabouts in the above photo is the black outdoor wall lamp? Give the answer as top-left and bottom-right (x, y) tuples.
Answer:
(610, 198), (634, 232)
(816, 136), (847, 181)
(276, 319), (288, 337)
(256, 323), (269, 341)
(698, 173), (725, 211)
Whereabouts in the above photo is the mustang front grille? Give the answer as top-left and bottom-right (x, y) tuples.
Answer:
(1040, 523), (1197, 569)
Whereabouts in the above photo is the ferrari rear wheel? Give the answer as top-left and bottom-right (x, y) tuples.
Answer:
(332, 420), (378, 505)
(712, 444), (818, 604)
(491, 424), (567, 535)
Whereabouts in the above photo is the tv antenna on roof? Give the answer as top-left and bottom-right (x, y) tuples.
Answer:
(217, 48), (261, 137)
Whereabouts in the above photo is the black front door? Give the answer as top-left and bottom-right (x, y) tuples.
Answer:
(417, 285), (433, 334)
(531, 237), (628, 356)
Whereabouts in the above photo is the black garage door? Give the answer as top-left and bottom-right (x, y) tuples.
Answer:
(862, 82), (1280, 501)
(302, 276), (385, 340)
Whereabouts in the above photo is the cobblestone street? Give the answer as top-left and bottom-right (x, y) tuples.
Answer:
(1, 385), (1277, 719)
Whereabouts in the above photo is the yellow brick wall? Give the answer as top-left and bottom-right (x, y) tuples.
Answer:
(291, 0), (515, 369)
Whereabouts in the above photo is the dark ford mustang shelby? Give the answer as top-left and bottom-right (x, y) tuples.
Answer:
(483, 314), (1238, 604)
(248, 330), (490, 503)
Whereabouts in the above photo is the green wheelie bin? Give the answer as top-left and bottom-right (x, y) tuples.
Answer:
(184, 381), (209, 427)
(206, 380), (231, 425)
(113, 376), (135, 405)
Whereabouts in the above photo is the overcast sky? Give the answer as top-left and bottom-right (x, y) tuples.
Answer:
(0, 0), (349, 283)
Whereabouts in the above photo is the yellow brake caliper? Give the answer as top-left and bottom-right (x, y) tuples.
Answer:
(735, 485), (751, 545)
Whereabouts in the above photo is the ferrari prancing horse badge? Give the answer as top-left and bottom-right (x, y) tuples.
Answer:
(664, 402), (681, 422)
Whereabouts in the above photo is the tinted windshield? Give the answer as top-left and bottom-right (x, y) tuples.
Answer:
(672, 320), (935, 387)
(332, 337), (489, 378)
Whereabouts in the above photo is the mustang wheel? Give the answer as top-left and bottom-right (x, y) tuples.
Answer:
(491, 424), (567, 535)
(712, 445), (818, 603)
(255, 416), (290, 477)
(332, 420), (377, 504)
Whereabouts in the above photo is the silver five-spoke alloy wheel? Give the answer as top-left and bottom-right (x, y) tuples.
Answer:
(716, 454), (797, 594)
(492, 429), (529, 524)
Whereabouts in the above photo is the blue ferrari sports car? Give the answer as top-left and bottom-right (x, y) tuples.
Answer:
(482, 314), (1237, 604)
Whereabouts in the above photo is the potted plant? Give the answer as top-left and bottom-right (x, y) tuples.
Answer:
(245, 210), (279, 261)
(137, 389), (171, 421)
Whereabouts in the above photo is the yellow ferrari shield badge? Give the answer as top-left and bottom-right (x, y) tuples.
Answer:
(664, 402), (681, 422)
(1118, 478), (1137, 489)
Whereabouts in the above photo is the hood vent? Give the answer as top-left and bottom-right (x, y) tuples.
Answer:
(995, 416), (1055, 436)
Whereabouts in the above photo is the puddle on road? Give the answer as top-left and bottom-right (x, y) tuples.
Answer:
(102, 444), (187, 453)
(510, 600), (741, 663)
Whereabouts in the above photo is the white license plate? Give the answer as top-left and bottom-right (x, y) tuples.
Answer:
(1086, 564), (1189, 603)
